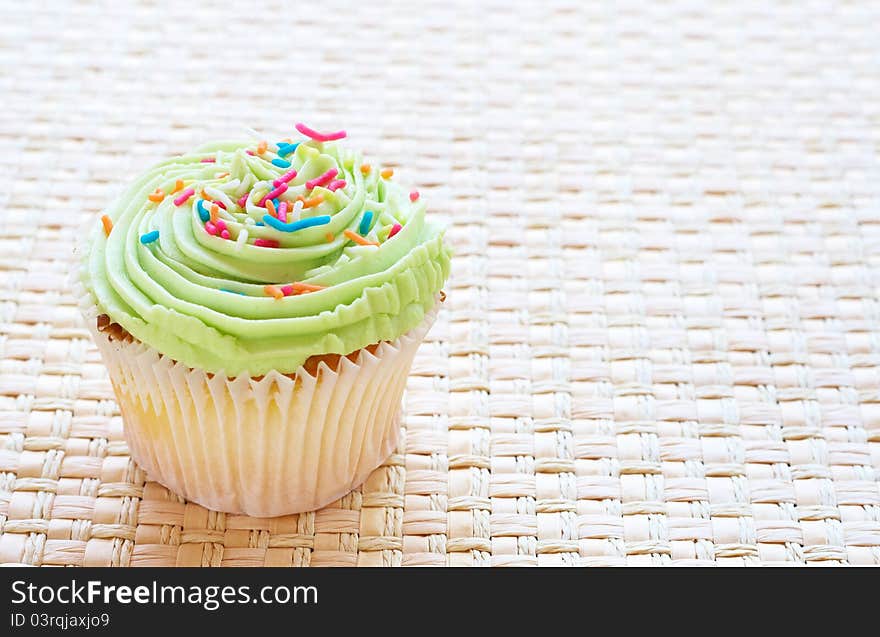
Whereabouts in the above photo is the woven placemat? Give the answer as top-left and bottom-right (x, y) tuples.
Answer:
(1, 0), (879, 566)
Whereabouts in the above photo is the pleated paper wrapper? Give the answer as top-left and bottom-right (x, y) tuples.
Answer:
(79, 286), (438, 517)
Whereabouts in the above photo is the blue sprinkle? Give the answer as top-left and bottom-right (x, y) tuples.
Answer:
(255, 222), (264, 226)
(272, 197), (280, 208)
(196, 200), (210, 222)
(262, 214), (332, 233)
(140, 230), (160, 244)
(276, 142), (299, 158)
(359, 210), (374, 235)
(272, 158), (291, 168)
(220, 288), (246, 295)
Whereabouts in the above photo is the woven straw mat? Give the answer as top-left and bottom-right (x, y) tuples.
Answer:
(1, 0), (880, 567)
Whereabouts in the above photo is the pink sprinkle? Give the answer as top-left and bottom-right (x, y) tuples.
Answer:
(327, 179), (346, 191)
(213, 200), (227, 210)
(220, 229), (230, 240)
(173, 188), (195, 206)
(205, 221), (218, 236)
(295, 122), (347, 142)
(280, 284), (295, 296)
(306, 168), (338, 190)
(254, 238), (280, 248)
(258, 183), (289, 207)
(237, 193), (249, 208)
(273, 169), (298, 187)
(200, 158), (216, 163)
(278, 201), (288, 221)
(410, 190), (420, 202)
(215, 219), (227, 231)
(246, 150), (255, 156)
(388, 223), (402, 238)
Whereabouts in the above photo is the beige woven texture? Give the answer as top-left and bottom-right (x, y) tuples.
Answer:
(1, 0), (880, 567)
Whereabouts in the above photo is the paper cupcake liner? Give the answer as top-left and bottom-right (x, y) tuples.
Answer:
(79, 285), (437, 516)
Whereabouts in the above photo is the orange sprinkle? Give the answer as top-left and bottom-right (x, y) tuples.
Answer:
(264, 285), (284, 300)
(171, 179), (184, 194)
(290, 282), (326, 293)
(101, 215), (113, 236)
(216, 172), (230, 178)
(325, 232), (335, 243)
(380, 168), (394, 179)
(344, 229), (379, 247)
(296, 194), (323, 209)
(201, 190), (212, 200)
(266, 199), (277, 218)
(148, 189), (164, 203)
(360, 164), (371, 175)
(257, 140), (268, 155)
(210, 204), (219, 223)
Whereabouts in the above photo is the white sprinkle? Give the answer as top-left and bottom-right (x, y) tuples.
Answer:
(290, 200), (304, 222)
(236, 228), (248, 249)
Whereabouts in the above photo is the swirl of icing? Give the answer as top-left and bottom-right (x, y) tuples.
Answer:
(82, 129), (451, 376)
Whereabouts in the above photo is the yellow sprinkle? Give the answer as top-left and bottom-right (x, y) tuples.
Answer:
(257, 140), (268, 155)
(360, 164), (371, 175)
(101, 215), (113, 236)
(264, 285), (283, 300)
(380, 168), (394, 179)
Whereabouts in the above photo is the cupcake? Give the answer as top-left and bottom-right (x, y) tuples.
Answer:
(78, 123), (451, 516)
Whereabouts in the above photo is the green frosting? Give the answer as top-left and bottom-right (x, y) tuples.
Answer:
(82, 136), (452, 376)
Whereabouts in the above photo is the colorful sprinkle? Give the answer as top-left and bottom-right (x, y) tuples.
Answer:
(246, 150), (255, 156)
(237, 193), (249, 208)
(273, 169), (298, 187)
(388, 222), (403, 238)
(410, 190), (420, 202)
(197, 200), (210, 222)
(214, 200), (227, 210)
(140, 230), (160, 244)
(277, 201), (288, 222)
(380, 168), (394, 179)
(264, 284), (284, 300)
(220, 288), (245, 295)
(265, 199), (277, 219)
(220, 229), (230, 240)
(254, 238), (280, 248)
(256, 140), (268, 155)
(325, 232), (335, 243)
(272, 158), (291, 168)
(359, 210), (374, 235)
(327, 179), (346, 191)
(276, 142), (299, 158)
(171, 179), (185, 194)
(262, 214), (331, 233)
(306, 168), (338, 190)
(215, 219), (227, 232)
(173, 187), (195, 206)
(297, 194), (324, 209)
(295, 122), (346, 142)
(360, 164), (371, 175)
(148, 189), (164, 203)
(205, 221), (218, 236)
(282, 282), (326, 295)
(215, 172), (230, 178)
(258, 183), (289, 207)
(210, 204), (219, 223)
(101, 215), (113, 236)
(344, 229), (379, 247)
(200, 157), (216, 163)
